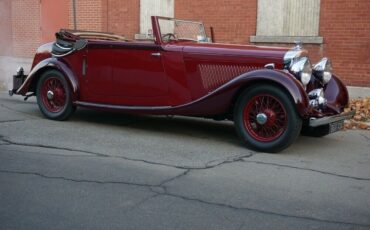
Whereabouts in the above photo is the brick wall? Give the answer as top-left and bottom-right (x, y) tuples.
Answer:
(67, 0), (140, 39)
(319, 0), (370, 86)
(68, 0), (104, 31)
(11, 0), (41, 58)
(0, 0), (13, 56)
(105, 0), (140, 39)
(175, 0), (257, 44)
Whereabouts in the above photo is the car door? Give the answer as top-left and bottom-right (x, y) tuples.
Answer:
(85, 43), (114, 104)
(111, 42), (169, 106)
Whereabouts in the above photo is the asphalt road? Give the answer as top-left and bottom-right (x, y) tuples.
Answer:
(0, 91), (369, 230)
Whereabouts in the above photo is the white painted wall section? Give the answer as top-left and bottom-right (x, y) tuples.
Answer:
(140, 0), (174, 35)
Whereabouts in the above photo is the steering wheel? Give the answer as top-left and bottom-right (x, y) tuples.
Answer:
(162, 33), (177, 42)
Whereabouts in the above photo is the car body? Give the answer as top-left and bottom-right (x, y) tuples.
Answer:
(10, 16), (355, 152)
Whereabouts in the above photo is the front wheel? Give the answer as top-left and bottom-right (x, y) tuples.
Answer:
(234, 84), (302, 153)
(36, 70), (75, 120)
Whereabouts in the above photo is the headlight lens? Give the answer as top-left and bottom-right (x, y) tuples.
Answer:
(313, 58), (332, 84)
(290, 57), (312, 86)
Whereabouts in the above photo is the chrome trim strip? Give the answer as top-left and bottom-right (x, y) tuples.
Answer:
(82, 58), (87, 76)
(55, 43), (72, 50)
(52, 50), (74, 57)
(76, 101), (172, 110)
(264, 63), (275, 69)
(309, 110), (355, 127)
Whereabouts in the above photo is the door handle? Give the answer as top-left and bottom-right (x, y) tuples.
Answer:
(151, 52), (161, 57)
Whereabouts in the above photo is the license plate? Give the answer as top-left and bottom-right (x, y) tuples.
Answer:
(329, 120), (344, 133)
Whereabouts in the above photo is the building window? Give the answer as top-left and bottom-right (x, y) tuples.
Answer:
(137, 0), (174, 39)
(250, 0), (323, 44)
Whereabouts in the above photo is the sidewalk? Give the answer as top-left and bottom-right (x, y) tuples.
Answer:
(347, 86), (370, 99)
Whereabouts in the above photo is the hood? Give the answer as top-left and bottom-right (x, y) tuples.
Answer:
(180, 42), (291, 67)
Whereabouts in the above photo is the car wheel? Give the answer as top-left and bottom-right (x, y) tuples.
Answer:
(36, 70), (75, 120)
(301, 125), (330, 137)
(234, 84), (302, 153)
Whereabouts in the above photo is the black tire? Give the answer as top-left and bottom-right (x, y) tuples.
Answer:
(301, 125), (330, 137)
(36, 70), (75, 120)
(234, 84), (302, 153)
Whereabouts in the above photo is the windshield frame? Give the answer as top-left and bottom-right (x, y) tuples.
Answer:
(156, 16), (208, 43)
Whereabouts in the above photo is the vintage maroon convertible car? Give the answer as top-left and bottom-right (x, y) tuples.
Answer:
(10, 16), (355, 152)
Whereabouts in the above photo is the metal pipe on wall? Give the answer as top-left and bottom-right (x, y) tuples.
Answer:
(73, 0), (77, 30)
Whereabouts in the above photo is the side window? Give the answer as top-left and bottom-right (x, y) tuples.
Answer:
(251, 0), (323, 44)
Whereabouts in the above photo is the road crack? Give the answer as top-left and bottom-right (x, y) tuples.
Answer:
(360, 133), (370, 142)
(158, 169), (191, 186)
(156, 193), (370, 228)
(0, 136), (253, 171)
(122, 193), (160, 215)
(0, 169), (160, 188)
(2, 165), (369, 228)
(0, 119), (26, 124)
(0, 137), (110, 157)
(2, 135), (368, 181)
(240, 159), (370, 181)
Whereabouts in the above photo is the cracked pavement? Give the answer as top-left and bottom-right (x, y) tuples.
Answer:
(0, 92), (370, 230)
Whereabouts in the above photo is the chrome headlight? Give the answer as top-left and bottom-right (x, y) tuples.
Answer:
(313, 58), (332, 84)
(290, 57), (312, 86)
(308, 88), (327, 109)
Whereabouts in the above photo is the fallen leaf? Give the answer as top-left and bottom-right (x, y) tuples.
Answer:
(344, 97), (370, 131)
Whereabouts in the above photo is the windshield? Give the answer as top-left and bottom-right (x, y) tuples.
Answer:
(158, 18), (207, 42)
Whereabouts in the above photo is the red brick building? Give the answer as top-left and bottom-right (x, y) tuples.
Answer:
(1, 0), (370, 86)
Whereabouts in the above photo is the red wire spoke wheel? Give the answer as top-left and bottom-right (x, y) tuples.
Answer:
(234, 84), (302, 153)
(40, 77), (66, 113)
(243, 94), (287, 142)
(36, 70), (75, 120)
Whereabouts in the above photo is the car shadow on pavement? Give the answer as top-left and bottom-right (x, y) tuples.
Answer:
(68, 108), (352, 153)
(70, 108), (241, 145)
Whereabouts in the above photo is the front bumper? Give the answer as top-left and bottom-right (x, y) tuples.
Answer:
(309, 110), (356, 127)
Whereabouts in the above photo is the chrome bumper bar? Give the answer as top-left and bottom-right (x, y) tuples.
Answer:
(309, 110), (356, 127)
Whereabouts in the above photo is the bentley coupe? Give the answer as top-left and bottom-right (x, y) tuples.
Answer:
(9, 16), (355, 152)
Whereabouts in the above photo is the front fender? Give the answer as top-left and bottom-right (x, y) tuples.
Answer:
(324, 74), (349, 113)
(233, 69), (310, 117)
(17, 58), (79, 102)
(173, 69), (310, 117)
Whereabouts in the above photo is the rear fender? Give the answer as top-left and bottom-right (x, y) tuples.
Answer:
(17, 58), (79, 102)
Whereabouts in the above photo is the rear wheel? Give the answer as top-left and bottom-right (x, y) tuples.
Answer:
(234, 84), (302, 153)
(36, 70), (75, 120)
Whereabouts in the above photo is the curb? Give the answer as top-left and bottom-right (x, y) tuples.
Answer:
(347, 86), (370, 99)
